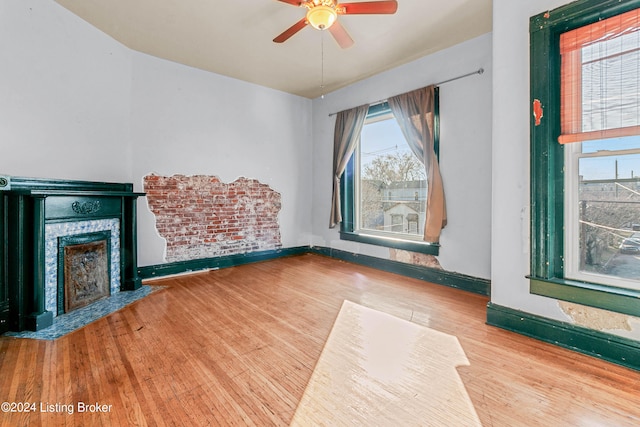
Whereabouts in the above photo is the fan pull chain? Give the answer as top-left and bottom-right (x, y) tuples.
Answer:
(320, 31), (325, 99)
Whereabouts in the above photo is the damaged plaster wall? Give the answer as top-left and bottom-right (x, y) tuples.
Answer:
(144, 174), (282, 262)
(559, 301), (640, 337)
(389, 249), (443, 270)
(130, 51), (313, 267)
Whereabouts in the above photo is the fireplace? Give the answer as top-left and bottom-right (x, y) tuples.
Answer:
(0, 176), (144, 333)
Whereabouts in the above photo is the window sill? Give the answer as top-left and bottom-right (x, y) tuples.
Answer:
(340, 231), (440, 256)
(529, 276), (640, 318)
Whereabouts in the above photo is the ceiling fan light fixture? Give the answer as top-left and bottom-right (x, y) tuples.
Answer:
(306, 6), (337, 30)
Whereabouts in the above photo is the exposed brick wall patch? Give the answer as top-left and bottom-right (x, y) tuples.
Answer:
(144, 174), (282, 262)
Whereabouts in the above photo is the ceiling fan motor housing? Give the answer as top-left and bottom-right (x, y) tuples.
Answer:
(306, 5), (337, 30)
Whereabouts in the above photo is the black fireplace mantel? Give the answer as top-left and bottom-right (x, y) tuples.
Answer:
(0, 176), (145, 333)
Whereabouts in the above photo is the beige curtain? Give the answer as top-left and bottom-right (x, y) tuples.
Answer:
(388, 85), (446, 242)
(329, 104), (370, 228)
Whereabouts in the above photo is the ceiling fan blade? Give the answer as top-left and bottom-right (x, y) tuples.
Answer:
(276, 0), (304, 5)
(273, 18), (309, 43)
(338, 1), (398, 14)
(329, 20), (354, 49)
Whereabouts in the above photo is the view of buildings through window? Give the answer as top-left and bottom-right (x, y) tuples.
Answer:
(569, 137), (640, 287)
(357, 112), (426, 238)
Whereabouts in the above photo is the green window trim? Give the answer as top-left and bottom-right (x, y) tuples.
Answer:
(339, 230), (441, 254)
(529, 0), (640, 317)
(339, 89), (440, 256)
(530, 278), (640, 318)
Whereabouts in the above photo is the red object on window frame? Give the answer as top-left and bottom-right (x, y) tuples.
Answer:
(533, 99), (543, 126)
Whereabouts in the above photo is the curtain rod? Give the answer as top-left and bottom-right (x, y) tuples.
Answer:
(328, 67), (484, 117)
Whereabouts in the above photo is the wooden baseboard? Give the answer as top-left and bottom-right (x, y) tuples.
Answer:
(486, 302), (640, 372)
(308, 246), (490, 296)
(138, 246), (491, 296)
(137, 247), (309, 279)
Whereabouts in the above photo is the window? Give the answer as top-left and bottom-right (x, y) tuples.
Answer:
(561, 9), (640, 290)
(358, 105), (426, 239)
(529, 0), (640, 316)
(565, 137), (640, 289)
(340, 97), (440, 255)
(390, 214), (404, 232)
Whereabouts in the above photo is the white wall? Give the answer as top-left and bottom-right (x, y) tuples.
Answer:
(0, 1), (314, 268)
(310, 34), (493, 280)
(0, 0), (132, 182)
(492, 0), (640, 340)
(130, 54), (313, 266)
(491, 0), (566, 319)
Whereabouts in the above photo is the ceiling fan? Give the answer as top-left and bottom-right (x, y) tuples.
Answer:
(273, 0), (398, 49)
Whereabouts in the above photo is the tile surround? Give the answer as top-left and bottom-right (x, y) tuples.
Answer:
(45, 219), (120, 316)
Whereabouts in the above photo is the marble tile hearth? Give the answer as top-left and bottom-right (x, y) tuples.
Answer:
(4, 285), (162, 340)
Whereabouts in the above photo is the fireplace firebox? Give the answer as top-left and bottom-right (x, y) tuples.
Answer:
(59, 231), (111, 314)
(0, 176), (144, 333)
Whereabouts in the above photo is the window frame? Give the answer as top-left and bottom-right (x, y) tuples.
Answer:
(529, 0), (640, 317)
(339, 93), (440, 256)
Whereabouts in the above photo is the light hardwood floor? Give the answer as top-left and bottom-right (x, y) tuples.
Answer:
(1, 254), (639, 426)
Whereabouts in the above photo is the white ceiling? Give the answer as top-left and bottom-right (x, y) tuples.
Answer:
(55, 0), (492, 99)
